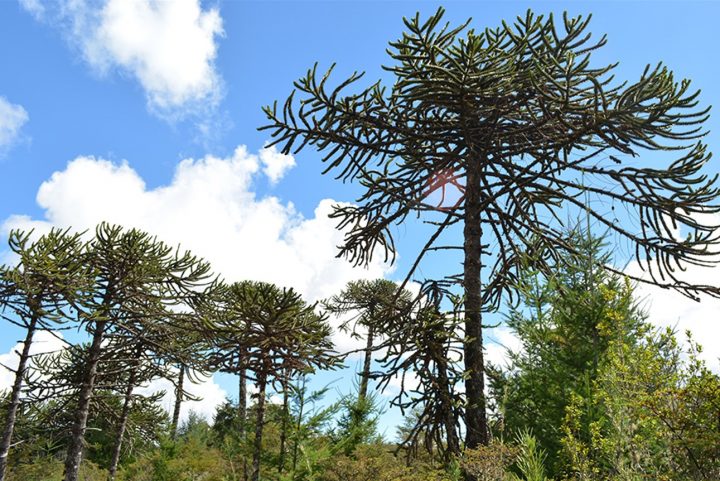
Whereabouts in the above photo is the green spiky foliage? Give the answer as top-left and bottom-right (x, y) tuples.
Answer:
(0, 229), (86, 481)
(62, 223), (214, 481)
(496, 228), (644, 476)
(262, 8), (720, 452)
(323, 279), (412, 401)
(16, 343), (167, 469)
(205, 280), (338, 481)
(375, 282), (465, 462)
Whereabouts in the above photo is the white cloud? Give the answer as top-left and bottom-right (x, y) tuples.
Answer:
(0, 97), (29, 153)
(138, 371), (227, 425)
(0, 330), (66, 394)
(2, 145), (393, 356)
(21, 0), (224, 120)
(625, 258), (720, 372)
(260, 145), (296, 185)
(485, 326), (520, 369)
(18, 0), (44, 19)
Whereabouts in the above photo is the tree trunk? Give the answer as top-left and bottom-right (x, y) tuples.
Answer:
(278, 379), (290, 473)
(238, 358), (248, 481)
(63, 321), (106, 481)
(250, 371), (267, 481)
(170, 365), (185, 440)
(0, 317), (38, 481)
(463, 161), (489, 450)
(291, 377), (306, 473)
(359, 324), (374, 401)
(437, 357), (460, 459)
(107, 355), (140, 481)
(238, 369), (246, 436)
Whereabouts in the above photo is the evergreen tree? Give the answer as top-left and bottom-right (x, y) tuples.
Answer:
(496, 228), (644, 476)
(0, 229), (85, 481)
(262, 8), (720, 454)
(62, 223), (213, 481)
(376, 282), (464, 461)
(323, 279), (411, 401)
(206, 281), (338, 481)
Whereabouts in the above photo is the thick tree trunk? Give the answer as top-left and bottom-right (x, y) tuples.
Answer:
(250, 372), (267, 481)
(278, 381), (290, 473)
(463, 162), (489, 450)
(238, 369), (246, 436)
(170, 365), (185, 440)
(359, 324), (374, 401)
(107, 356), (140, 481)
(0, 317), (38, 481)
(437, 357), (460, 459)
(63, 321), (107, 481)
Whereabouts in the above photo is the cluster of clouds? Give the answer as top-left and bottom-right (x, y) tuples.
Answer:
(0, 145), (392, 422)
(626, 256), (720, 373)
(0, 96), (28, 155)
(19, 0), (224, 120)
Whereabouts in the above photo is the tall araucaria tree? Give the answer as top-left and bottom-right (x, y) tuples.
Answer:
(0, 229), (85, 481)
(62, 223), (213, 481)
(375, 281), (465, 461)
(261, 9), (720, 451)
(26, 343), (168, 469)
(206, 281), (338, 481)
(323, 279), (411, 401)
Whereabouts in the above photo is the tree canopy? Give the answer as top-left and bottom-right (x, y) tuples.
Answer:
(262, 8), (720, 448)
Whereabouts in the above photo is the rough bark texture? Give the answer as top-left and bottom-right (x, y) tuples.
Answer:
(437, 357), (460, 458)
(462, 162), (489, 450)
(107, 366), (138, 480)
(238, 368), (246, 435)
(0, 317), (37, 481)
(291, 383), (305, 473)
(278, 385), (289, 473)
(250, 372), (267, 481)
(359, 324), (374, 401)
(238, 363), (248, 481)
(63, 321), (106, 481)
(170, 365), (185, 440)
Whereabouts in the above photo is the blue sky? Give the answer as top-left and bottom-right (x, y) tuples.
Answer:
(1, 0), (720, 434)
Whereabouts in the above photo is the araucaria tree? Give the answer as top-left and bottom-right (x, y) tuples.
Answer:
(262, 9), (720, 450)
(323, 279), (411, 401)
(62, 223), (213, 481)
(206, 281), (337, 481)
(0, 229), (85, 481)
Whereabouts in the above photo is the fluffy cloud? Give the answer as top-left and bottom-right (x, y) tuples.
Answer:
(4, 145), (390, 302)
(21, 0), (224, 119)
(137, 371), (227, 425)
(260, 146), (296, 185)
(2, 145), (394, 418)
(0, 97), (28, 153)
(485, 326), (521, 368)
(0, 330), (66, 394)
(626, 259), (720, 372)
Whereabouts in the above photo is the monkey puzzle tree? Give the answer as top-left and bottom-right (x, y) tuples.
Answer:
(262, 9), (720, 449)
(62, 223), (213, 481)
(26, 343), (167, 470)
(323, 279), (411, 401)
(375, 282), (465, 461)
(0, 229), (85, 481)
(207, 281), (337, 481)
